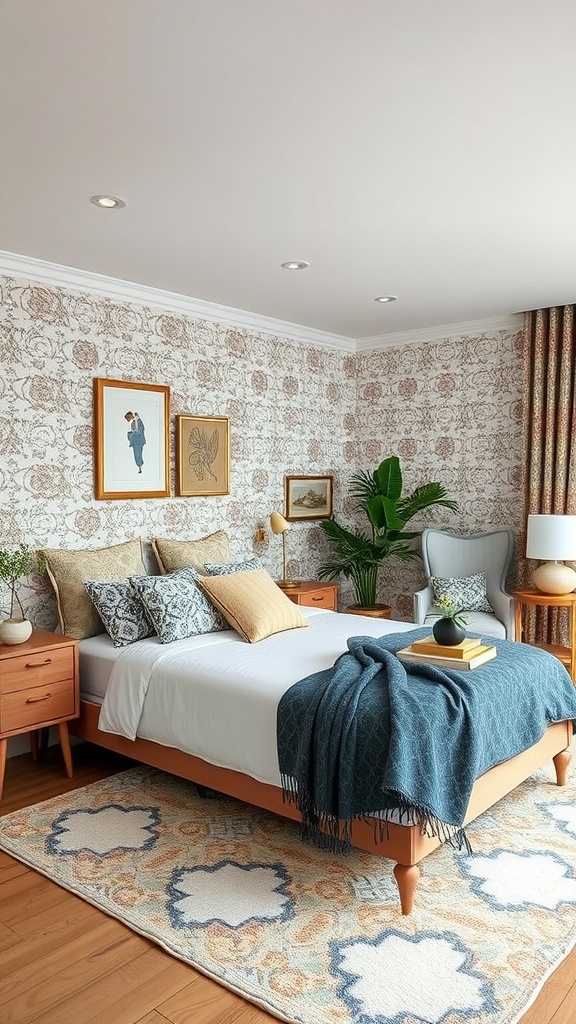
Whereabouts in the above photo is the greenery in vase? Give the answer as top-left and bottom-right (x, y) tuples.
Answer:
(435, 594), (468, 627)
(316, 455), (459, 607)
(0, 545), (44, 620)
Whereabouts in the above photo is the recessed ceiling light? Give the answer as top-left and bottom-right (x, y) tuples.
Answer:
(90, 195), (126, 209)
(374, 295), (397, 303)
(281, 261), (310, 270)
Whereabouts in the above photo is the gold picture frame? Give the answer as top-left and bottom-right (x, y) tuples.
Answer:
(176, 415), (230, 497)
(285, 474), (333, 521)
(93, 378), (170, 500)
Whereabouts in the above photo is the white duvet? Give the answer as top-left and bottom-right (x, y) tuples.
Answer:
(98, 608), (414, 787)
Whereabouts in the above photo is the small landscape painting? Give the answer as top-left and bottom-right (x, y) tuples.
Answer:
(285, 475), (333, 521)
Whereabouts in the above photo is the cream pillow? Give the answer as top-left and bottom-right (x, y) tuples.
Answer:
(198, 567), (309, 643)
(152, 531), (230, 574)
(40, 539), (146, 640)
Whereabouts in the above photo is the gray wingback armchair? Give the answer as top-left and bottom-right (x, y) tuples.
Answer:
(413, 528), (516, 640)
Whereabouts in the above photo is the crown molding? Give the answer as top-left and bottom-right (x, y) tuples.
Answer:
(0, 250), (525, 353)
(355, 314), (524, 351)
(0, 250), (356, 352)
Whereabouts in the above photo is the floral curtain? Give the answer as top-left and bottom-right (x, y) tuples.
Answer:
(522, 304), (576, 644)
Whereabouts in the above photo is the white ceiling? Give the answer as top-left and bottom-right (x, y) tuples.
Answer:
(1, 0), (575, 344)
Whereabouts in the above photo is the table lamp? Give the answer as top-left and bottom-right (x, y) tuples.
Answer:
(526, 514), (576, 594)
(269, 511), (298, 589)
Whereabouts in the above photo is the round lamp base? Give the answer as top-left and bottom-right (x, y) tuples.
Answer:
(532, 561), (576, 595)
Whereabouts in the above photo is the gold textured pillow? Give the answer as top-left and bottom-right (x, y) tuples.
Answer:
(39, 540), (146, 640)
(152, 531), (230, 574)
(198, 567), (309, 643)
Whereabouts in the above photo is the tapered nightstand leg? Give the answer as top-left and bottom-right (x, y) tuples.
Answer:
(58, 722), (73, 778)
(30, 728), (50, 761)
(30, 731), (39, 762)
(0, 738), (7, 800)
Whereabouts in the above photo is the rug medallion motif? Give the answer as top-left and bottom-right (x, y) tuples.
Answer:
(0, 765), (574, 1024)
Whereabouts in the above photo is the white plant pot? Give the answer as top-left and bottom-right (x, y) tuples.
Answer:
(0, 618), (33, 645)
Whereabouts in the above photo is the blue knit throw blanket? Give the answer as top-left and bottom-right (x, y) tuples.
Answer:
(276, 628), (576, 853)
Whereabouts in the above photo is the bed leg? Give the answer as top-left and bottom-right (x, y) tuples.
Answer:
(553, 748), (570, 786)
(393, 863), (421, 915)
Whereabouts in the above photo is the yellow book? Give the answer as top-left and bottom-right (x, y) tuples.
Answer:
(411, 635), (483, 659)
(397, 644), (497, 671)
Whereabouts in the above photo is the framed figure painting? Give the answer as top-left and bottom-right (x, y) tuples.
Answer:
(285, 475), (333, 521)
(93, 378), (170, 499)
(176, 414), (230, 496)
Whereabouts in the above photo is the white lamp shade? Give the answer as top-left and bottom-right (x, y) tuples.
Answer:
(526, 514), (576, 560)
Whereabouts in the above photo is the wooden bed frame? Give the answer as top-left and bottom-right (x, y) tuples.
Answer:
(71, 699), (572, 915)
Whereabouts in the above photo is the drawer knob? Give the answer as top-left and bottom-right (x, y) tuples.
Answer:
(312, 596), (323, 602)
(25, 692), (52, 703)
(25, 659), (52, 668)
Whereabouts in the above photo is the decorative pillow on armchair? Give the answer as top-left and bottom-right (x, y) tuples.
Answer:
(430, 571), (494, 614)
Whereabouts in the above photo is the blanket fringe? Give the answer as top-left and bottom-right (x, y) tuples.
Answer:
(280, 774), (472, 856)
(390, 792), (473, 854)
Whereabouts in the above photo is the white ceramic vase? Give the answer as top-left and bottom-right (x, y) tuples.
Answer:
(0, 618), (33, 645)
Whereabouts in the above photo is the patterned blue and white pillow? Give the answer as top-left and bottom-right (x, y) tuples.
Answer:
(84, 578), (154, 647)
(204, 557), (261, 575)
(430, 571), (494, 614)
(129, 566), (226, 643)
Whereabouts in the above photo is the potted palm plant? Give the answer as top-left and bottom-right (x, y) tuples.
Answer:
(317, 456), (458, 613)
(0, 544), (41, 644)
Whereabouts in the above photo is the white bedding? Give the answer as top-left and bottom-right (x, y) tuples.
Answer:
(91, 609), (414, 787)
(79, 634), (125, 702)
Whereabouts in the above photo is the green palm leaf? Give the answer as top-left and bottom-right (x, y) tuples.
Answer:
(319, 455), (458, 606)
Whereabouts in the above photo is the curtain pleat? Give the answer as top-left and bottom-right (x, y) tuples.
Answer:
(522, 305), (576, 645)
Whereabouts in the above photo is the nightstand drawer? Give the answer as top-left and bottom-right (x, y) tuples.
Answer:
(285, 584), (338, 610)
(299, 589), (336, 610)
(0, 678), (76, 734)
(0, 646), (74, 693)
(0, 630), (78, 800)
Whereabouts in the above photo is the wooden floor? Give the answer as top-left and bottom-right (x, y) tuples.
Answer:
(0, 745), (574, 1024)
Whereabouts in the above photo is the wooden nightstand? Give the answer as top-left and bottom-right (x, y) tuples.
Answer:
(283, 581), (338, 611)
(0, 629), (79, 800)
(513, 588), (576, 683)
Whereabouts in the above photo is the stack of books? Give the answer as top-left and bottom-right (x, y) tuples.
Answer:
(397, 635), (497, 670)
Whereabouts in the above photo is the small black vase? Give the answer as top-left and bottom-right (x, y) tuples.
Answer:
(432, 617), (466, 646)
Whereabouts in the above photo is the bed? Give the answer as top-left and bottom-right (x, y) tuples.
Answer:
(70, 607), (574, 915)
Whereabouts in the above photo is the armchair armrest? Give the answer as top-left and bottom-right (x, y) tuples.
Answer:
(488, 589), (515, 640)
(413, 584), (433, 625)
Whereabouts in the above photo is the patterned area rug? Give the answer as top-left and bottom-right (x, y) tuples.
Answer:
(0, 764), (575, 1024)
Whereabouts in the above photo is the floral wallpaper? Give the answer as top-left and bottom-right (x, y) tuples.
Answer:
(354, 329), (524, 618)
(0, 276), (355, 628)
(0, 273), (524, 627)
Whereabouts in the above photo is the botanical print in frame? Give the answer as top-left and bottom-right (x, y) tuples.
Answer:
(176, 415), (230, 497)
(93, 378), (170, 500)
(285, 475), (333, 521)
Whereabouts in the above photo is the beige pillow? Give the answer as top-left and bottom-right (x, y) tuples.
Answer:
(152, 531), (230, 575)
(40, 539), (146, 640)
(198, 567), (309, 643)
